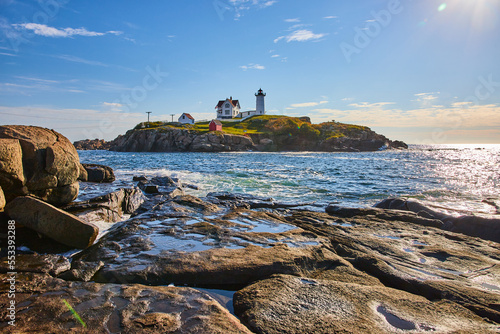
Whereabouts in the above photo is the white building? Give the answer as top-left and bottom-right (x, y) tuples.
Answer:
(216, 97), (241, 120)
(178, 113), (195, 124)
(216, 89), (266, 120)
(255, 88), (266, 115)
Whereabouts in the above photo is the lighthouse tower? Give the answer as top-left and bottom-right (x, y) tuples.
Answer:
(255, 88), (266, 115)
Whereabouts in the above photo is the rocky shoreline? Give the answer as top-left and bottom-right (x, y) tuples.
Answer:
(1, 125), (499, 333)
(74, 116), (408, 153)
(2, 179), (500, 332)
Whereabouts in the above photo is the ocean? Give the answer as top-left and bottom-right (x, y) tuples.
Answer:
(78, 144), (500, 217)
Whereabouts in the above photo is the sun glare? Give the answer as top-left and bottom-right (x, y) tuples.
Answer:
(443, 0), (499, 31)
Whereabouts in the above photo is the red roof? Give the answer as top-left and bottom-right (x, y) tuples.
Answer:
(182, 113), (194, 120)
(215, 99), (240, 108)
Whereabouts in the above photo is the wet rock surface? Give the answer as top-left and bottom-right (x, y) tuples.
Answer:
(2, 186), (499, 332)
(375, 197), (500, 243)
(71, 200), (338, 287)
(0, 273), (252, 333)
(292, 209), (500, 323)
(234, 274), (498, 334)
(0, 254), (70, 276)
(63, 188), (146, 224)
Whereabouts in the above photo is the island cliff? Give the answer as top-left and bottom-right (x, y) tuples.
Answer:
(76, 115), (408, 152)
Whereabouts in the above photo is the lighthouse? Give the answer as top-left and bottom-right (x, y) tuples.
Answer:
(255, 88), (266, 115)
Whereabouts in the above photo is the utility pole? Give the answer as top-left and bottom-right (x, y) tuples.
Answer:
(170, 114), (175, 123)
(146, 111), (152, 127)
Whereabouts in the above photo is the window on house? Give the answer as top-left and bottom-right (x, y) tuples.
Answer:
(225, 103), (230, 108)
(225, 110), (230, 115)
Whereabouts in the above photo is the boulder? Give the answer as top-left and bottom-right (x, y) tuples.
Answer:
(63, 188), (146, 223)
(0, 138), (26, 200)
(234, 274), (498, 334)
(5, 196), (99, 249)
(81, 163), (115, 183)
(0, 125), (80, 205)
(0, 186), (5, 211)
(138, 181), (159, 194)
(0, 273), (253, 333)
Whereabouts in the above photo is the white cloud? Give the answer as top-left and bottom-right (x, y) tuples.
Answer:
(276, 29), (328, 43)
(285, 18), (300, 23)
(102, 102), (123, 111)
(414, 92), (440, 101)
(0, 52), (17, 57)
(413, 92), (440, 107)
(324, 16), (338, 19)
(261, 0), (277, 8)
(55, 54), (108, 67)
(348, 102), (395, 108)
(240, 63), (265, 70)
(14, 76), (58, 84)
(289, 101), (328, 108)
(12, 23), (122, 38)
(227, 0), (277, 19)
(273, 36), (285, 43)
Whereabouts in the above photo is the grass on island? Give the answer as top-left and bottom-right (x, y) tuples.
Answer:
(134, 115), (371, 139)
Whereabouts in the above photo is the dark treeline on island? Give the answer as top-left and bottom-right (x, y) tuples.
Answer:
(74, 115), (408, 152)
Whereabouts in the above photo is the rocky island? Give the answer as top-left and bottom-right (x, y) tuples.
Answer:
(1, 125), (499, 333)
(75, 115), (408, 152)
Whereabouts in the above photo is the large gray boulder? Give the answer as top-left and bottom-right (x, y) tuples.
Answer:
(0, 125), (81, 205)
(5, 196), (99, 249)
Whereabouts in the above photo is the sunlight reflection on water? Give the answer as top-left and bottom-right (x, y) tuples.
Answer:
(78, 144), (500, 215)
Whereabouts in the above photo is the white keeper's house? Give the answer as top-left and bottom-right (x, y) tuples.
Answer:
(215, 97), (241, 120)
(178, 113), (195, 124)
(216, 88), (266, 120)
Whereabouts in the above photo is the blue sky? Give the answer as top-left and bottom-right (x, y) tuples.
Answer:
(1, 0), (499, 144)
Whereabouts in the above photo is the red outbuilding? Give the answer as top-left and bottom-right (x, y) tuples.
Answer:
(209, 119), (222, 131)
